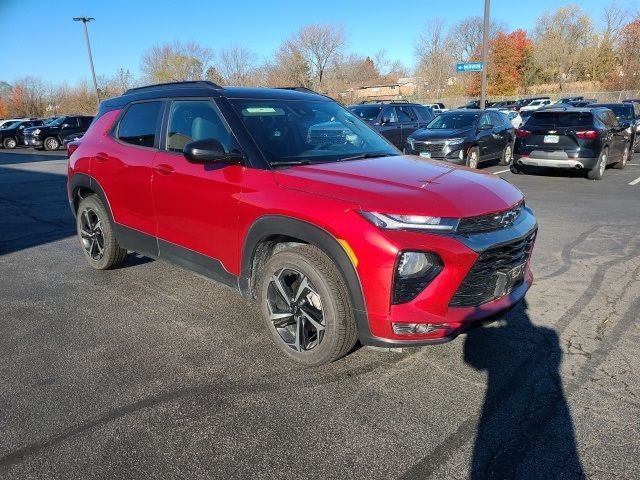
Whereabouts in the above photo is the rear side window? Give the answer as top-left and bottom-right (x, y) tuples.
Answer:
(526, 112), (593, 128)
(117, 101), (162, 148)
(80, 117), (93, 127)
(65, 117), (79, 127)
(413, 105), (433, 122)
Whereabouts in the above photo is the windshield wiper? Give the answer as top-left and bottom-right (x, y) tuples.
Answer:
(336, 152), (397, 162)
(269, 160), (312, 168)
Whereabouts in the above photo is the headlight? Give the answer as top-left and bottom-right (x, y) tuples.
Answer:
(447, 138), (465, 146)
(359, 211), (459, 232)
(32, 129), (41, 135)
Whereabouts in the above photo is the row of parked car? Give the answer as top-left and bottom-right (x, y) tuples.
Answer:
(347, 97), (640, 180)
(0, 114), (94, 150)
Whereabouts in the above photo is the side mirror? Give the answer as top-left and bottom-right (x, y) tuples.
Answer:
(18, 125), (25, 130)
(479, 123), (493, 130)
(381, 117), (390, 125)
(183, 139), (243, 165)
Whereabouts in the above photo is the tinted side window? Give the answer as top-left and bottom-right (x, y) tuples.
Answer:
(166, 100), (231, 153)
(607, 111), (619, 127)
(80, 117), (93, 127)
(414, 105), (433, 122)
(117, 101), (162, 148)
(382, 107), (399, 123)
(479, 113), (492, 127)
(398, 106), (416, 122)
(65, 117), (79, 127)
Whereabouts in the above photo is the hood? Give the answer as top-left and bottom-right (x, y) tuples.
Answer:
(411, 128), (472, 140)
(274, 155), (523, 218)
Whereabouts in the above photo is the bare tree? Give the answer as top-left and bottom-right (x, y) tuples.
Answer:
(450, 16), (506, 62)
(9, 77), (47, 117)
(603, 1), (628, 46)
(140, 41), (213, 84)
(287, 23), (347, 88)
(414, 19), (456, 98)
(264, 41), (312, 88)
(216, 45), (259, 86)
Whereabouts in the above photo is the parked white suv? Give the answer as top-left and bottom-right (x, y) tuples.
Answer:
(520, 99), (552, 112)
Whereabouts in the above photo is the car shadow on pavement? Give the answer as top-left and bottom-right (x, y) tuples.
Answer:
(463, 300), (585, 479)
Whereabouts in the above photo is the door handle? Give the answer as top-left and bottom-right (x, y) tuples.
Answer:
(94, 152), (109, 162)
(153, 164), (174, 176)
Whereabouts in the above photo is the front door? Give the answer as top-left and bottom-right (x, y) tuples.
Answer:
(477, 113), (496, 160)
(378, 107), (402, 148)
(152, 98), (243, 276)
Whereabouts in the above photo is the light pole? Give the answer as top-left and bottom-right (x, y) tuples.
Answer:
(73, 16), (100, 106)
(479, 0), (490, 110)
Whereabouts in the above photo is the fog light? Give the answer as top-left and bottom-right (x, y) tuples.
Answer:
(392, 323), (447, 335)
(397, 252), (440, 278)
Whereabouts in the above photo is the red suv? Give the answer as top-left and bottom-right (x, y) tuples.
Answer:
(68, 81), (537, 365)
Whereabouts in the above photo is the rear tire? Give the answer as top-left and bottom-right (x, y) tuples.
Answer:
(257, 244), (358, 366)
(587, 148), (608, 180)
(44, 136), (60, 151)
(499, 142), (513, 166)
(614, 143), (630, 170)
(76, 195), (129, 270)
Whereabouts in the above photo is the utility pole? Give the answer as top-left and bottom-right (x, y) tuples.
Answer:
(479, 0), (490, 110)
(73, 16), (100, 106)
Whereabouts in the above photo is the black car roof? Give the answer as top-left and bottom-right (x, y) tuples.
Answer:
(587, 103), (631, 109)
(101, 81), (331, 109)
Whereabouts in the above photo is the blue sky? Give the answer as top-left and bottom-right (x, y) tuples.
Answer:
(1, 0), (636, 85)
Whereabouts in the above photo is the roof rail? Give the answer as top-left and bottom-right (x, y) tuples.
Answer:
(358, 99), (409, 104)
(124, 80), (223, 95)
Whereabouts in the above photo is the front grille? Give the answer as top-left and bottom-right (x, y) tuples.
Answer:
(415, 141), (445, 153)
(457, 202), (523, 235)
(450, 230), (536, 307)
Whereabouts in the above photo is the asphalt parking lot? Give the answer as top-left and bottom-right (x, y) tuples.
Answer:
(1, 148), (639, 479)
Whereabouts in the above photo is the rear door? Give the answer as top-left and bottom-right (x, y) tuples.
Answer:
(91, 100), (162, 241)
(603, 110), (625, 158)
(490, 111), (510, 152)
(378, 106), (402, 147)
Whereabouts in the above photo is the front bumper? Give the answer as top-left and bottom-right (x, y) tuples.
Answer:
(356, 206), (538, 347)
(23, 134), (43, 147)
(406, 142), (467, 164)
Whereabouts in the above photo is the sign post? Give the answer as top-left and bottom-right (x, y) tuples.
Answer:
(480, 0), (490, 110)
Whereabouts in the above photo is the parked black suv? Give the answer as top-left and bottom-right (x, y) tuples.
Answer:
(513, 107), (632, 180)
(588, 102), (640, 153)
(0, 119), (44, 149)
(24, 115), (94, 150)
(405, 109), (515, 168)
(347, 101), (433, 148)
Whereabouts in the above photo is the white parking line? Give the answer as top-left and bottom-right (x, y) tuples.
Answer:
(629, 176), (640, 186)
(493, 169), (511, 175)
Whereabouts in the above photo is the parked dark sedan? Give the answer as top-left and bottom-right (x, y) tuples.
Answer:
(0, 119), (44, 149)
(513, 107), (632, 180)
(405, 109), (515, 168)
(347, 101), (433, 149)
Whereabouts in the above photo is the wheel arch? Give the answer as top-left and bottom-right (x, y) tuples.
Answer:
(68, 173), (114, 223)
(241, 215), (371, 339)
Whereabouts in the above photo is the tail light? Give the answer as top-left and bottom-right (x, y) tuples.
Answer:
(67, 142), (79, 157)
(515, 129), (530, 138)
(576, 130), (598, 139)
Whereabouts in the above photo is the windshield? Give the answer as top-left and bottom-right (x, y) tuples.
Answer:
(230, 99), (398, 165)
(426, 112), (479, 129)
(603, 104), (632, 120)
(349, 105), (383, 121)
(45, 116), (62, 125)
(49, 117), (66, 126)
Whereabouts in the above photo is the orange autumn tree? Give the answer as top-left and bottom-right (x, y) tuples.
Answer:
(467, 29), (532, 97)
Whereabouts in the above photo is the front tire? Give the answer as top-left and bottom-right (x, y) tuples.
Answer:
(587, 148), (608, 180)
(76, 195), (128, 270)
(466, 146), (480, 169)
(257, 245), (358, 366)
(44, 136), (60, 151)
(3, 137), (17, 149)
(499, 142), (513, 166)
